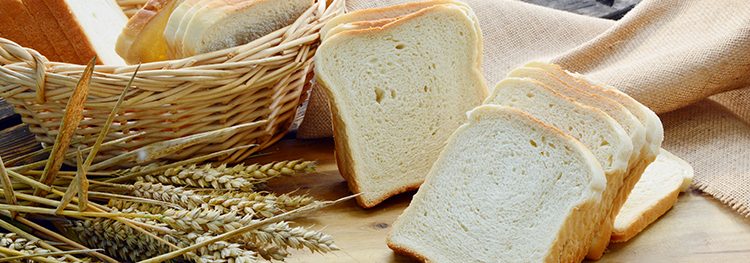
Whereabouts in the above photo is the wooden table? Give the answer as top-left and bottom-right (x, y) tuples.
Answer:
(257, 138), (750, 262)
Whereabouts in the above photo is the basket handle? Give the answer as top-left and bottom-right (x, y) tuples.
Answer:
(0, 37), (48, 103)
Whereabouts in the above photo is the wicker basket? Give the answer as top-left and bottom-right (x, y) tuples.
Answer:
(0, 0), (344, 166)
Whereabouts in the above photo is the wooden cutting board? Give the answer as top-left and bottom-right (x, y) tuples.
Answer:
(256, 138), (750, 262)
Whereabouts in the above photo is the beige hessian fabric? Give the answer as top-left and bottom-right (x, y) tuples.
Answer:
(297, 0), (750, 216)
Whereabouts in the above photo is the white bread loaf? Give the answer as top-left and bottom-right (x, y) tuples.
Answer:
(314, 4), (487, 207)
(388, 105), (606, 262)
(174, 0), (312, 58)
(34, 0), (127, 65)
(116, 0), (181, 64)
(174, 0), (214, 58)
(612, 149), (693, 243)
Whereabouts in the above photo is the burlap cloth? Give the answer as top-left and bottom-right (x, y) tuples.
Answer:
(297, 0), (750, 216)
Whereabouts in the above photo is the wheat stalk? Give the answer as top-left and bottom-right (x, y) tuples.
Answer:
(159, 207), (338, 253)
(72, 210), (261, 263)
(205, 191), (314, 218)
(188, 233), (258, 263)
(139, 164), (256, 191)
(107, 199), (168, 214)
(0, 233), (72, 262)
(134, 160), (316, 191)
(70, 214), (178, 262)
(214, 160), (317, 181)
(130, 182), (207, 209)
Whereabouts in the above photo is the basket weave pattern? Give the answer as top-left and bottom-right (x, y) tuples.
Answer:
(0, 0), (344, 166)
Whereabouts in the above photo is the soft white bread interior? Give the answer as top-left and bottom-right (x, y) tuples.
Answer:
(319, 0), (468, 40)
(524, 62), (664, 258)
(314, 4), (487, 207)
(507, 67), (646, 166)
(116, 0), (180, 64)
(387, 105), (606, 262)
(486, 78), (633, 175)
(176, 0), (312, 58)
(486, 77), (633, 260)
(507, 64), (649, 257)
(612, 149), (693, 243)
(62, 0), (128, 65)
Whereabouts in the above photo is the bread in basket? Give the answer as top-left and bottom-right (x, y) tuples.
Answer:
(0, 0), (344, 167)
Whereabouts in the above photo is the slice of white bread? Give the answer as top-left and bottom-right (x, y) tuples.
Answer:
(116, 0), (180, 64)
(524, 62), (664, 258)
(176, 0), (312, 58)
(314, 4), (487, 207)
(611, 149), (693, 243)
(506, 65), (648, 257)
(486, 77), (633, 260)
(387, 105), (606, 262)
(319, 0), (468, 40)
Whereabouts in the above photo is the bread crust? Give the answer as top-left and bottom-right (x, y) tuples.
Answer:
(316, 4), (486, 208)
(386, 241), (433, 263)
(320, 0), (468, 39)
(39, 0), (97, 64)
(23, 0), (81, 63)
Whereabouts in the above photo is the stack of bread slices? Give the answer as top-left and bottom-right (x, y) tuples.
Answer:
(385, 60), (692, 262)
(116, 0), (313, 64)
(315, 1), (692, 261)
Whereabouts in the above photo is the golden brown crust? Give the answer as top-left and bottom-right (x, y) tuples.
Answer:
(42, 0), (93, 63)
(611, 187), (680, 243)
(386, 240), (432, 262)
(23, 0), (82, 63)
(320, 0), (467, 39)
(0, 1), (31, 47)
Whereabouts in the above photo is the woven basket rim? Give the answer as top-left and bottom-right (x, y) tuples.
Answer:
(0, 0), (342, 74)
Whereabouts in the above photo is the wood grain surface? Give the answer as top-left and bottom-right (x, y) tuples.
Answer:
(254, 139), (750, 262)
